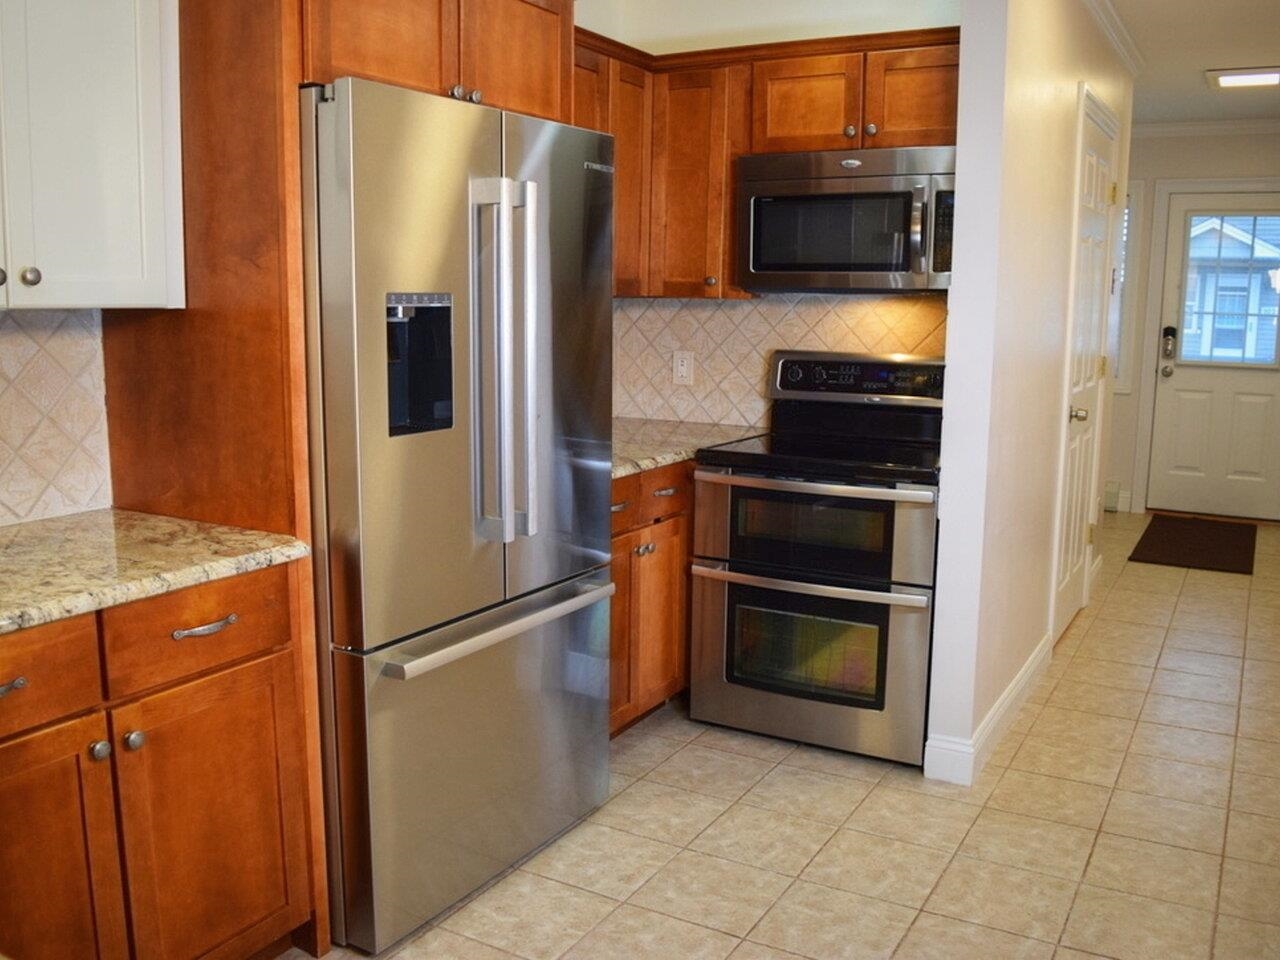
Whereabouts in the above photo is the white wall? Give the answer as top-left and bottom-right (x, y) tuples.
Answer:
(574, 0), (959, 53)
(1106, 125), (1280, 511)
(927, 0), (1132, 783)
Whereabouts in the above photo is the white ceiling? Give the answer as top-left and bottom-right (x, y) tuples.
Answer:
(1110, 0), (1280, 122)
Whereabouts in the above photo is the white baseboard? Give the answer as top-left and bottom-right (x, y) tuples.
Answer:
(1117, 490), (1132, 513)
(923, 631), (1053, 786)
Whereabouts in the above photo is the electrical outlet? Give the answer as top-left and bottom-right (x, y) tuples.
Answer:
(672, 351), (694, 386)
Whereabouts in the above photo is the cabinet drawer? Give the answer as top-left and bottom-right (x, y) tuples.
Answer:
(638, 461), (693, 525)
(0, 615), (102, 741)
(102, 566), (291, 699)
(611, 474), (641, 535)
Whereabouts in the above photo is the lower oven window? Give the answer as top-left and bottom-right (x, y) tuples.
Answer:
(726, 584), (888, 709)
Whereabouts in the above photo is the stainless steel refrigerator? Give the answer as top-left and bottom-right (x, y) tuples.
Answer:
(300, 78), (614, 954)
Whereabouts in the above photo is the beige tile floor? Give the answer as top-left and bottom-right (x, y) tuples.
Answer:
(301, 513), (1280, 960)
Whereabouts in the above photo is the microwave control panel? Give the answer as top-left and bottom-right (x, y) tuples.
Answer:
(774, 353), (944, 402)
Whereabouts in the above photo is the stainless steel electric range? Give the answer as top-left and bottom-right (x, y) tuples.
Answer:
(690, 351), (943, 765)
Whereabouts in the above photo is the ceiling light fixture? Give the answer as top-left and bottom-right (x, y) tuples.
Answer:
(1206, 67), (1280, 89)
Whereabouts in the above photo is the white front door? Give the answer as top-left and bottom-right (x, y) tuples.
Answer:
(1052, 96), (1117, 641)
(1147, 194), (1280, 521)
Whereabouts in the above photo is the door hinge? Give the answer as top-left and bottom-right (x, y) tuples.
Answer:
(1109, 266), (1117, 295)
(1108, 182), (1119, 206)
(1098, 355), (1108, 378)
(1088, 522), (1097, 545)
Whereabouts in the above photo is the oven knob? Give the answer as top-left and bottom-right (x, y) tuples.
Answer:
(786, 365), (803, 383)
(812, 367), (827, 384)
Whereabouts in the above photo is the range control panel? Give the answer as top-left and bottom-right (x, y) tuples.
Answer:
(772, 352), (944, 403)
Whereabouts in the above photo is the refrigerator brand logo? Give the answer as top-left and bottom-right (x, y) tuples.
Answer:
(584, 161), (615, 174)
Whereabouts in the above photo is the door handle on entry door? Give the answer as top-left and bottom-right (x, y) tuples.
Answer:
(514, 178), (539, 539)
(1161, 365), (1174, 378)
(1069, 407), (1089, 422)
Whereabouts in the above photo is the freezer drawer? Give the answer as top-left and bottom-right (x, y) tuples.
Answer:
(331, 570), (612, 953)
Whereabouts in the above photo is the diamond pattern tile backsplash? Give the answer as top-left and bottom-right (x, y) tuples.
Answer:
(613, 292), (947, 426)
(0, 310), (111, 526)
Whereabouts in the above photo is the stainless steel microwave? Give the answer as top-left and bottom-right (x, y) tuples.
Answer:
(736, 146), (955, 293)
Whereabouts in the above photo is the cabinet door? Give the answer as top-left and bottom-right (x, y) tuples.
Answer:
(751, 54), (863, 153)
(460, 0), (572, 120)
(634, 514), (691, 711)
(0, 0), (182, 308)
(573, 45), (610, 132)
(0, 713), (129, 960)
(609, 60), (653, 297)
(303, 0), (459, 94)
(863, 45), (959, 147)
(650, 68), (731, 299)
(112, 652), (309, 960)
(610, 530), (641, 732)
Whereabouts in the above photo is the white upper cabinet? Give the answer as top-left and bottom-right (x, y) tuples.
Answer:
(0, 0), (184, 309)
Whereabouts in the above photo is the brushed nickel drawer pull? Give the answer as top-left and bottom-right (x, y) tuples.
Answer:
(652, 487), (677, 497)
(172, 613), (239, 641)
(610, 500), (630, 513)
(0, 675), (28, 699)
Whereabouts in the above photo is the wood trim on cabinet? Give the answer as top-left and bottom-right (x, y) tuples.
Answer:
(573, 27), (656, 71)
(649, 26), (960, 71)
(302, 0), (460, 93)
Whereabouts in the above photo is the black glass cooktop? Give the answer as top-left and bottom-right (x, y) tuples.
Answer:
(696, 433), (941, 485)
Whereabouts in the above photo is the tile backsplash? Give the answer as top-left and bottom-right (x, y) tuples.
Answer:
(613, 293), (947, 426)
(0, 310), (111, 526)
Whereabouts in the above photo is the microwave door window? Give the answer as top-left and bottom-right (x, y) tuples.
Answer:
(753, 193), (912, 273)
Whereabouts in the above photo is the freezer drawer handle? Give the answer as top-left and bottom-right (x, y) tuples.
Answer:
(383, 582), (616, 681)
(691, 564), (929, 609)
(693, 470), (936, 504)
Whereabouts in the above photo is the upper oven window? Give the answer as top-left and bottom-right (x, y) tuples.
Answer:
(730, 487), (894, 581)
(752, 193), (913, 273)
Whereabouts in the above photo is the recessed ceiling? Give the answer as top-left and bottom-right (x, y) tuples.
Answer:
(1110, 0), (1280, 122)
(574, 0), (960, 55)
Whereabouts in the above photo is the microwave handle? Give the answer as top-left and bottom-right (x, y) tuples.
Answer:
(911, 185), (927, 276)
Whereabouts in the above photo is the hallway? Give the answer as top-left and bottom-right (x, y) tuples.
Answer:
(312, 511), (1280, 960)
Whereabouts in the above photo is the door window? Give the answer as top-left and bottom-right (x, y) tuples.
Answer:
(1178, 213), (1280, 365)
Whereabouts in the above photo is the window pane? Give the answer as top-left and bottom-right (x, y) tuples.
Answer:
(1179, 213), (1280, 365)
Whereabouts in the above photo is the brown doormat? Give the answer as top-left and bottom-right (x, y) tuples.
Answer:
(1128, 514), (1257, 574)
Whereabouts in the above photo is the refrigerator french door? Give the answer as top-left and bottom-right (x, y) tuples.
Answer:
(302, 78), (614, 952)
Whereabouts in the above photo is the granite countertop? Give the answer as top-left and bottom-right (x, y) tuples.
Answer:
(613, 417), (763, 479)
(0, 509), (309, 635)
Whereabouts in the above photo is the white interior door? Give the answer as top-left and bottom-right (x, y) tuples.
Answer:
(1053, 97), (1117, 641)
(1147, 194), (1280, 521)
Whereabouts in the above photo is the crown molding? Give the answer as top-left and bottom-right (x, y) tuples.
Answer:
(1132, 118), (1280, 138)
(1079, 0), (1145, 76)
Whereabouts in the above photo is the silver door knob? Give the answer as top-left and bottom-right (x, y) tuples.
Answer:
(123, 730), (146, 751)
(19, 266), (41, 286)
(89, 740), (112, 761)
(864, 123), (878, 137)
(449, 84), (465, 99)
(0, 267), (6, 286)
(1160, 365), (1174, 378)
(844, 124), (857, 138)
(1069, 407), (1089, 422)
(704, 276), (718, 287)
(469, 89), (483, 104)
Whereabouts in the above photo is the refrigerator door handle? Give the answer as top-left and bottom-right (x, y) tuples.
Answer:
(382, 581), (615, 681)
(514, 179), (539, 538)
(473, 177), (518, 544)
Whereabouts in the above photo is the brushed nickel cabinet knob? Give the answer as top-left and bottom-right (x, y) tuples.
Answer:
(449, 84), (465, 99)
(89, 740), (112, 761)
(865, 123), (878, 137)
(704, 276), (718, 287)
(844, 124), (857, 138)
(469, 89), (483, 104)
(123, 730), (146, 751)
(19, 266), (41, 286)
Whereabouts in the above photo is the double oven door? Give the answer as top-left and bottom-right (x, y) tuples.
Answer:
(690, 468), (936, 764)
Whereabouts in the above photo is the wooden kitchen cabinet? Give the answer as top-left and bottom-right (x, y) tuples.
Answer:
(460, 0), (573, 120)
(0, 714), (130, 960)
(303, 0), (459, 94)
(113, 651), (310, 960)
(650, 66), (750, 299)
(573, 45), (611, 132)
(863, 45), (959, 147)
(609, 59), (654, 296)
(609, 462), (695, 733)
(752, 54), (864, 152)
(304, 0), (572, 120)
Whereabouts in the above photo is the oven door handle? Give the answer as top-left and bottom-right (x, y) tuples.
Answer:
(691, 563), (930, 609)
(693, 470), (936, 504)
